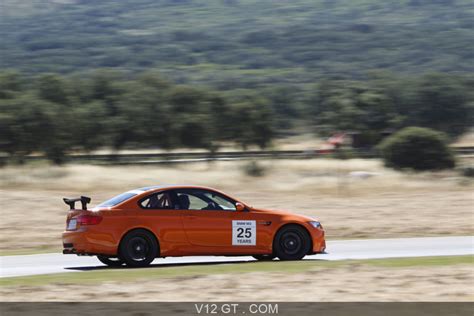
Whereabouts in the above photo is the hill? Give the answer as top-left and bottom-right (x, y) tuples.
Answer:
(1, 0), (473, 87)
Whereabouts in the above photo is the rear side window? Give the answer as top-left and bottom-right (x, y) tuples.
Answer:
(97, 192), (137, 207)
(140, 192), (175, 209)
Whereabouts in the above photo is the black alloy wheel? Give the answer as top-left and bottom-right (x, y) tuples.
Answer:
(119, 229), (159, 267)
(274, 225), (311, 260)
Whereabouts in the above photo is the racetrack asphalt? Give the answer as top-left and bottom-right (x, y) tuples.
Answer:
(1, 236), (472, 278)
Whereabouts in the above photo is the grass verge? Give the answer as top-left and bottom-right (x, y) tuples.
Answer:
(0, 247), (60, 256)
(1, 255), (472, 287)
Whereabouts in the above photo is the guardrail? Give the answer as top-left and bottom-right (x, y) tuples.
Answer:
(1, 146), (472, 165)
(0, 149), (325, 165)
(452, 146), (474, 155)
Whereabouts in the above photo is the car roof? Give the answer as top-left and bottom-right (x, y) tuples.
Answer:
(112, 185), (243, 207)
(134, 185), (217, 193)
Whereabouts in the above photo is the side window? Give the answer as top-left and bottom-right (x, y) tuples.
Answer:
(175, 189), (236, 211)
(177, 193), (208, 210)
(203, 192), (236, 211)
(140, 192), (174, 209)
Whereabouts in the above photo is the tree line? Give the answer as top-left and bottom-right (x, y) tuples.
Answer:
(0, 70), (472, 163)
(0, 71), (275, 163)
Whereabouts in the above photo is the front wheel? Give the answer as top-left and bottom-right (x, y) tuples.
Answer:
(97, 255), (124, 267)
(274, 225), (311, 261)
(119, 229), (159, 267)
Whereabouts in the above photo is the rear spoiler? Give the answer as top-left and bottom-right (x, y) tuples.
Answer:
(63, 196), (91, 210)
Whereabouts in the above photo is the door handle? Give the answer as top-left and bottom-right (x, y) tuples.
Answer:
(258, 221), (272, 226)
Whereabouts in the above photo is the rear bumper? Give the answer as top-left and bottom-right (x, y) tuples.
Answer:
(62, 247), (101, 256)
(62, 229), (117, 256)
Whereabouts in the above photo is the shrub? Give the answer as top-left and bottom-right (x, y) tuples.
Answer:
(243, 160), (266, 177)
(461, 167), (474, 178)
(378, 127), (455, 170)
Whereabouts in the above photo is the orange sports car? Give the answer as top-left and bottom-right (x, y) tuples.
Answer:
(62, 185), (326, 267)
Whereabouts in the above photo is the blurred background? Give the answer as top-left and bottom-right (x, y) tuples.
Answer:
(0, 0), (473, 302)
(1, 0), (473, 163)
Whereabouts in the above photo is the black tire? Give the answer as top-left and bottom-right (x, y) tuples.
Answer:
(97, 255), (124, 267)
(273, 224), (311, 261)
(119, 229), (159, 267)
(252, 254), (276, 261)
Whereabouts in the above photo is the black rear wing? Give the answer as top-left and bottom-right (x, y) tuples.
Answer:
(63, 196), (91, 210)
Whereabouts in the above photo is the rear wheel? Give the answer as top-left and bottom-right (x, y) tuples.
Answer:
(274, 225), (311, 261)
(97, 255), (124, 267)
(119, 229), (159, 267)
(252, 254), (276, 261)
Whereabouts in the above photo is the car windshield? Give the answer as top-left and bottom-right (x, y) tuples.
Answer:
(97, 192), (137, 207)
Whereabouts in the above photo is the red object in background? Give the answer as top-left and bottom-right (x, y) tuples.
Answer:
(328, 133), (346, 146)
(316, 133), (346, 154)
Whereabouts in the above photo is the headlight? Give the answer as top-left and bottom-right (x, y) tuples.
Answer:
(309, 221), (322, 229)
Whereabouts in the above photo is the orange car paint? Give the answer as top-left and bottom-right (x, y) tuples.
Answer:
(62, 185), (325, 257)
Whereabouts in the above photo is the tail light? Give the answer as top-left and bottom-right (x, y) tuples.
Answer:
(77, 214), (102, 225)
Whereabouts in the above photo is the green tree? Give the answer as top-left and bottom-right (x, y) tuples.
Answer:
(0, 94), (70, 163)
(310, 80), (399, 146)
(262, 86), (301, 130)
(402, 74), (474, 137)
(72, 100), (108, 152)
(165, 86), (220, 150)
(177, 116), (211, 148)
(117, 83), (175, 150)
(232, 98), (275, 149)
(0, 71), (24, 99)
(36, 74), (70, 105)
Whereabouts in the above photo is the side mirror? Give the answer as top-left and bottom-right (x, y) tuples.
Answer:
(235, 202), (246, 212)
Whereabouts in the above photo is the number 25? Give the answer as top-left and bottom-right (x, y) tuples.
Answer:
(237, 227), (252, 238)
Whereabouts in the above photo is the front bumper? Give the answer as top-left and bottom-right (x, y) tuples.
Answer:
(307, 226), (326, 254)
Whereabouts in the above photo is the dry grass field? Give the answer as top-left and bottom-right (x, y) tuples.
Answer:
(454, 131), (474, 147)
(0, 158), (472, 253)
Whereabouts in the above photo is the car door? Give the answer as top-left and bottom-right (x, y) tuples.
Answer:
(177, 189), (269, 252)
(177, 189), (233, 247)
